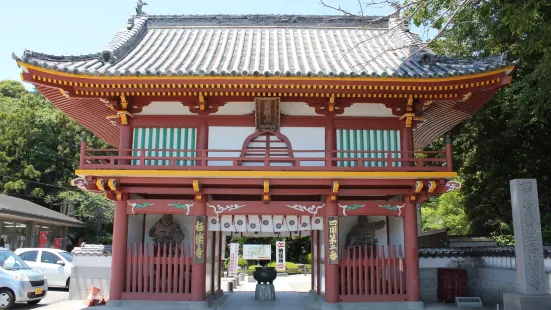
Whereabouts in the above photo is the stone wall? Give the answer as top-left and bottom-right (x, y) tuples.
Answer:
(419, 256), (551, 305)
(69, 244), (112, 300)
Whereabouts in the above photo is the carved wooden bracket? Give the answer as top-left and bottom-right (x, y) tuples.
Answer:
(305, 98), (352, 116)
(105, 95), (133, 125)
(263, 180), (270, 204)
(182, 95), (228, 114)
(193, 180), (202, 201)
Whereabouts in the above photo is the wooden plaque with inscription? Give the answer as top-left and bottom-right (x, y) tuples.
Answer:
(255, 97), (280, 131)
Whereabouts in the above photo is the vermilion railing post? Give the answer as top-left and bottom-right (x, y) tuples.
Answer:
(125, 245), (131, 293)
(138, 243), (143, 293)
(446, 133), (453, 172)
(167, 244), (173, 293)
(79, 133), (87, 168)
(340, 247), (345, 296)
(352, 246), (356, 295)
(381, 245), (387, 295)
(370, 245), (374, 295)
(132, 244), (138, 292)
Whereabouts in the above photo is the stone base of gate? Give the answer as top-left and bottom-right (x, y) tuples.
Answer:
(105, 292), (226, 309)
(503, 293), (551, 310)
(309, 290), (424, 310)
(106, 300), (209, 309)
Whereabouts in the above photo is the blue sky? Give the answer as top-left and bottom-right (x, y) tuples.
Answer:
(0, 0), (421, 85)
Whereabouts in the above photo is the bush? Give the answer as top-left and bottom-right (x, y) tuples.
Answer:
(224, 257), (249, 270)
(307, 253), (312, 264)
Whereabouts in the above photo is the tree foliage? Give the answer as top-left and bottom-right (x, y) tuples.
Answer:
(421, 190), (469, 235)
(0, 80), (113, 244)
(409, 1), (551, 242)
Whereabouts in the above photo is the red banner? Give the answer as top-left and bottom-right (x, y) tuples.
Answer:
(39, 231), (48, 248)
(54, 238), (62, 249)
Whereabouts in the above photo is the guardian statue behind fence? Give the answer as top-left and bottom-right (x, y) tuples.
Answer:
(345, 216), (386, 257)
(149, 214), (184, 256)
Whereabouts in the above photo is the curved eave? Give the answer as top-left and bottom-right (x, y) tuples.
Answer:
(18, 61), (514, 83)
(22, 64), (512, 148)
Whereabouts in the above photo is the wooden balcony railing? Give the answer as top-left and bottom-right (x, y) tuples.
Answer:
(80, 145), (452, 173)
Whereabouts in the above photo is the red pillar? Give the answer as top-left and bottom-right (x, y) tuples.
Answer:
(109, 200), (128, 301)
(324, 196), (339, 303)
(402, 124), (414, 166)
(445, 133), (453, 172)
(404, 196), (420, 301)
(119, 121), (133, 165)
(196, 118), (208, 166)
(325, 118), (335, 166)
(191, 200), (207, 301)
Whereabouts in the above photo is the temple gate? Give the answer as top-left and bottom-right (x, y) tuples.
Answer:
(14, 4), (512, 307)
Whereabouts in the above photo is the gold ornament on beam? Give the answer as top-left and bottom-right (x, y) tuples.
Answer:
(106, 95), (133, 125)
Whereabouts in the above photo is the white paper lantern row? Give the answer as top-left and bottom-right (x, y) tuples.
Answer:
(207, 215), (325, 232)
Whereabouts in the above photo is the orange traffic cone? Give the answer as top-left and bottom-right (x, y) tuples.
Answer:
(84, 287), (105, 306)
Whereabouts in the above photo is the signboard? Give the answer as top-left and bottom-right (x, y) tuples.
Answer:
(275, 241), (286, 271)
(194, 216), (205, 264)
(54, 238), (62, 249)
(243, 244), (271, 260)
(255, 97), (280, 131)
(327, 217), (339, 264)
(39, 231), (48, 248)
(228, 243), (239, 277)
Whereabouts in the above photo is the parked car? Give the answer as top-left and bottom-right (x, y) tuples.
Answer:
(0, 248), (47, 309)
(14, 248), (72, 288)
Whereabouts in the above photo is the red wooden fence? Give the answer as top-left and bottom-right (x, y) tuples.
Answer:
(122, 243), (193, 301)
(339, 245), (406, 302)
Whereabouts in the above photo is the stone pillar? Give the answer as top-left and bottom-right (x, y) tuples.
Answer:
(404, 196), (420, 301)
(109, 200), (128, 303)
(25, 221), (35, 248)
(324, 196), (339, 303)
(191, 200), (207, 301)
(504, 179), (551, 309)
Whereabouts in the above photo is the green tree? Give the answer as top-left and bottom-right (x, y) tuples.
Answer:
(0, 80), (113, 243)
(421, 190), (469, 235)
(46, 191), (114, 245)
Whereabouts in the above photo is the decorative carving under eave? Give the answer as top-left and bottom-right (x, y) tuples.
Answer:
(306, 99), (351, 116)
(378, 204), (405, 216)
(207, 203), (246, 216)
(128, 201), (154, 214)
(285, 204), (325, 216)
(399, 113), (426, 128)
(338, 203), (365, 216)
(182, 97), (227, 114)
(106, 95), (133, 125)
(168, 202), (194, 216)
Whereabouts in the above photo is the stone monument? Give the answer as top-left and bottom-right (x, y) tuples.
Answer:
(503, 179), (551, 310)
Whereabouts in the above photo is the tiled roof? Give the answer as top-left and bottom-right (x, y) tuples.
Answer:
(0, 194), (84, 227)
(419, 247), (551, 259)
(14, 14), (509, 79)
(71, 244), (112, 256)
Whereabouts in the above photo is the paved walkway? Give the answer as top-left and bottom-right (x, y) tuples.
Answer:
(219, 292), (314, 310)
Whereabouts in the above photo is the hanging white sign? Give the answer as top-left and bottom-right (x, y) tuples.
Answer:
(229, 243), (239, 277)
(275, 241), (286, 271)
